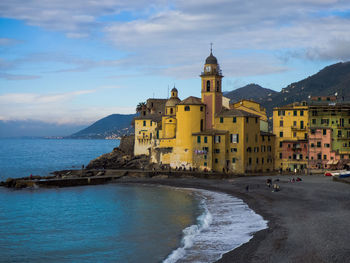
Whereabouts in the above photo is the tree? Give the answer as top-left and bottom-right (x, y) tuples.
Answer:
(136, 102), (146, 112)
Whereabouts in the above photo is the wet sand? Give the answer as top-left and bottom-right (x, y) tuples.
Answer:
(118, 175), (350, 263)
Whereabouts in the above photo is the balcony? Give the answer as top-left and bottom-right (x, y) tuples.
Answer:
(337, 135), (350, 140)
(291, 126), (306, 131)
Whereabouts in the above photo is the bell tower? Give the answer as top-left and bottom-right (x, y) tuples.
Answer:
(201, 45), (223, 129)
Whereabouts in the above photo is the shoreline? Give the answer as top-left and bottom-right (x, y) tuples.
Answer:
(115, 175), (350, 263)
(1, 172), (350, 262)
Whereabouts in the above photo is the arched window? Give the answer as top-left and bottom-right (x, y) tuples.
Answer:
(216, 81), (220, 92)
(170, 108), (173, 114)
(206, 80), (210, 92)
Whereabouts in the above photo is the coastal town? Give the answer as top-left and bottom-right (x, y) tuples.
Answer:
(134, 50), (350, 174)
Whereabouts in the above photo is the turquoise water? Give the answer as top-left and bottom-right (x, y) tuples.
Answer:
(0, 138), (268, 262)
(0, 138), (119, 180)
(0, 184), (199, 263)
(0, 138), (200, 262)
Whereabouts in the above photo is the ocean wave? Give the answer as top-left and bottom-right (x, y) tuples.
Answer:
(163, 189), (268, 263)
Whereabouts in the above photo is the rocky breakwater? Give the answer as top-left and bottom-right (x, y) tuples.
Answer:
(0, 135), (151, 189)
(86, 134), (150, 170)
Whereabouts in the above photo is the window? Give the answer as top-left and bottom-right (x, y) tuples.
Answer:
(280, 132), (283, 138)
(288, 144), (291, 148)
(311, 143), (315, 147)
(293, 121), (297, 127)
(247, 147), (252, 152)
(215, 158), (218, 163)
(206, 80), (210, 91)
(231, 134), (239, 143)
(279, 153), (282, 159)
(293, 132), (296, 137)
(300, 110), (304, 116)
(203, 147), (209, 152)
(215, 135), (221, 143)
(204, 162), (207, 166)
(184, 106), (190, 111)
(233, 117), (236, 123)
(324, 155), (327, 160)
(231, 148), (237, 152)
(280, 120), (283, 127)
(255, 118), (258, 123)
(200, 119), (204, 132)
(150, 133), (152, 140)
(216, 81), (220, 92)
(312, 119), (316, 125)
(170, 108), (173, 114)
(220, 117), (223, 123)
(324, 143), (330, 148)
(262, 158), (264, 164)
(232, 158), (236, 163)
(338, 130), (342, 137)
(246, 117), (249, 123)
(323, 129), (327, 135)
(311, 129), (315, 134)
(317, 154), (322, 160)
(248, 158), (252, 165)
(256, 158), (259, 164)
(280, 141), (282, 147)
(204, 136), (207, 143)
(293, 110), (297, 116)
(215, 149), (220, 153)
(317, 141), (321, 147)
(143, 120), (146, 126)
(300, 121), (304, 129)
(197, 136), (201, 143)
(304, 133), (308, 139)
(200, 106), (203, 112)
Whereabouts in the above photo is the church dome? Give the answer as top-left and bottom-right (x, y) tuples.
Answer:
(165, 97), (181, 107)
(171, 87), (178, 93)
(205, 52), (218, 64)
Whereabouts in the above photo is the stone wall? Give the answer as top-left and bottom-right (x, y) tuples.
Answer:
(119, 134), (135, 156)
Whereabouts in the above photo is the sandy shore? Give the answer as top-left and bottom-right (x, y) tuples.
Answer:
(117, 175), (350, 263)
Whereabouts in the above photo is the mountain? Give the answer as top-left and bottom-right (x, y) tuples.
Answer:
(224, 84), (277, 103)
(226, 62), (350, 116)
(69, 113), (137, 139)
(0, 120), (86, 138)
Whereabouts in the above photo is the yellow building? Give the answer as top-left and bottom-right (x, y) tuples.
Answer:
(231, 99), (269, 132)
(134, 50), (275, 173)
(273, 102), (309, 171)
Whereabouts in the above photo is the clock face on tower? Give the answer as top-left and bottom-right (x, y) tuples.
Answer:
(205, 65), (211, 72)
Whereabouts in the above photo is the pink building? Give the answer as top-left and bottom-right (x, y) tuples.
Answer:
(309, 128), (340, 169)
(280, 140), (308, 171)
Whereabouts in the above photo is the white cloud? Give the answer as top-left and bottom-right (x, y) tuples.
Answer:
(0, 89), (134, 124)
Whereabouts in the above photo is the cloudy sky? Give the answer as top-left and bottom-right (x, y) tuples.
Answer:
(1, 0), (350, 125)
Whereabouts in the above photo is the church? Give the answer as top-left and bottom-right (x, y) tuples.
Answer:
(134, 50), (275, 173)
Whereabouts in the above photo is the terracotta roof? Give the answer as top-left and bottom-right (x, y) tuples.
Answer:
(216, 108), (260, 118)
(178, 96), (204, 105)
(192, 129), (227, 136)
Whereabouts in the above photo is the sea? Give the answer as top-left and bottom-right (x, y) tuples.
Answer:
(0, 138), (267, 263)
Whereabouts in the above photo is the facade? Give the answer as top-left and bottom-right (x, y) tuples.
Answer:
(273, 98), (350, 171)
(231, 99), (269, 132)
(273, 102), (309, 171)
(308, 101), (350, 169)
(134, 51), (275, 173)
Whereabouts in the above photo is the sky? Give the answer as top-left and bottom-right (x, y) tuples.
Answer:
(1, 0), (350, 126)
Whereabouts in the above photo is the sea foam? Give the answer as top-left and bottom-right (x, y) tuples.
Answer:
(163, 189), (268, 263)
